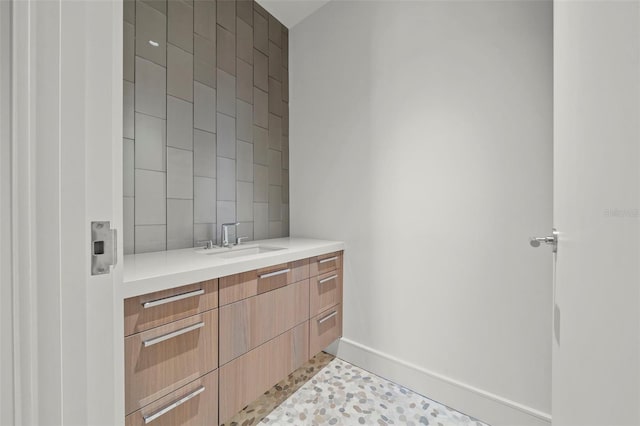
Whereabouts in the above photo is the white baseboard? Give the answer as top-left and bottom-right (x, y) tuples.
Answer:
(326, 338), (551, 426)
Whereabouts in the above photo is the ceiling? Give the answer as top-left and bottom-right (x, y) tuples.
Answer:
(256, 0), (332, 28)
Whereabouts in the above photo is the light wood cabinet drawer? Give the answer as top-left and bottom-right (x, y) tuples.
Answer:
(219, 279), (309, 365)
(310, 251), (342, 277)
(256, 259), (309, 294)
(309, 304), (342, 356)
(125, 280), (218, 336)
(219, 259), (310, 306)
(125, 369), (218, 426)
(218, 322), (309, 424)
(310, 271), (342, 317)
(125, 309), (218, 415)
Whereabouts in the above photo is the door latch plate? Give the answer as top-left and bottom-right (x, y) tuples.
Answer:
(91, 221), (117, 275)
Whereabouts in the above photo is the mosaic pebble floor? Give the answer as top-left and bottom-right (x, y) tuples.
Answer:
(222, 352), (490, 426)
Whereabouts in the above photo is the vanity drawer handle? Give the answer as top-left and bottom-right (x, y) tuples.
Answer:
(142, 289), (205, 309)
(319, 256), (338, 264)
(259, 268), (290, 279)
(319, 274), (338, 285)
(143, 386), (205, 424)
(317, 311), (338, 324)
(143, 322), (205, 348)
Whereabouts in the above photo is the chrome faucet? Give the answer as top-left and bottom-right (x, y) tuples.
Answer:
(220, 222), (239, 247)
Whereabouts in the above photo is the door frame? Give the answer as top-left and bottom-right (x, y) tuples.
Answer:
(8, 0), (125, 424)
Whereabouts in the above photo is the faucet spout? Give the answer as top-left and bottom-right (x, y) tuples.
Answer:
(220, 222), (240, 247)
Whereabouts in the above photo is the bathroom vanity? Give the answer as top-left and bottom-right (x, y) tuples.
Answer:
(122, 238), (344, 425)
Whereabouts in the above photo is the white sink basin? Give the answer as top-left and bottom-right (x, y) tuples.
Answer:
(195, 244), (286, 259)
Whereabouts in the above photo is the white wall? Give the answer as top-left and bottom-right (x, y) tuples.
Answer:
(290, 2), (553, 425)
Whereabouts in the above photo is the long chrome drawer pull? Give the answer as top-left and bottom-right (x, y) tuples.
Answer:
(143, 386), (205, 424)
(319, 275), (338, 285)
(142, 289), (205, 309)
(318, 311), (338, 324)
(259, 268), (290, 279)
(319, 256), (338, 264)
(143, 322), (205, 348)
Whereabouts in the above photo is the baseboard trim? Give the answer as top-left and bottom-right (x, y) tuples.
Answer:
(327, 338), (551, 426)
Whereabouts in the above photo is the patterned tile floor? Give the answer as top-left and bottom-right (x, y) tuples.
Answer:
(222, 352), (490, 426)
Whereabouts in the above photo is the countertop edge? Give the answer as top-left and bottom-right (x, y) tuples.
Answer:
(120, 240), (345, 299)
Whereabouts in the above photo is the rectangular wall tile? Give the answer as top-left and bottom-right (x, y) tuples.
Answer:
(135, 57), (166, 119)
(282, 74), (289, 103)
(236, 140), (253, 181)
(253, 12), (268, 54)
(167, 147), (193, 199)
(253, 88), (268, 128)
(217, 25), (236, 76)
(167, 95), (193, 150)
(236, 100), (253, 142)
(236, 59), (253, 103)
(194, 223), (216, 245)
(282, 140), (289, 170)
(237, 181), (253, 222)
(194, 176), (216, 223)
(194, 0), (216, 40)
(167, 199), (194, 249)
(136, 1), (167, 66)
(194, 81), (216, 132)
(124, 0), (135, 24)
(194, 34), (216, 88)
(124, 22), (135, 82)
(253, 49), (268, 91)
(216, 113), (236, 158)
(237, 0), (253, 26)
(124, 196), (135, 254)
(268, 15), (281, 47)
(217, 157), (236, 200)
(217, 69), (236, 117)
(282, 29), (288, 68)
(217, 0), (236, 32)
(268, 185), (281, 220)
(253, 164), (267, 202)
(253, 202), (268, 240)
(268, 220), (282, 238)
(237, 221), (254, 241)
(142, 0), (166, 15)
(194, 129), (216, 177)
(268, 78), (282, 116)
(282, 170), (289, 203)
(253, 125), (268, 165)
(135, 225), (166, 253)
(135, 169), (166, 225)
(268, 149), (282, 185)
(123, 138), (135, 197)
(282, 102), (288, 134)
(123, 81), (135, 138)
(135, 112), (166, 171)
(168, 0), (194, 53)
(167, 44), (194, 102)
(268, 41), (281, 81)
(237, 18), (253, 65)
(268, 113), (281, 150)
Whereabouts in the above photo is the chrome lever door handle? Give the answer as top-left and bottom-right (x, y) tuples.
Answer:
(529, 228), (558, 253)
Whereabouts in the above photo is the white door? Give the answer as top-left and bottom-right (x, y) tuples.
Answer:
(8, 0), (124, 424)
(553, 1), (640, 425)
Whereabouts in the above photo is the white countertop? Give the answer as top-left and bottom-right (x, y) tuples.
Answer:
(121, 237), (344, 298)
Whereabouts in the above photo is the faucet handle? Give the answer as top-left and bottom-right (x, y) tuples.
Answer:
(196, 240), (214, 249)
(236, 236), (249, 245)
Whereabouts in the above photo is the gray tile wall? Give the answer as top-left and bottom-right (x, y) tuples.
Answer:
(123, 0), (289, 254)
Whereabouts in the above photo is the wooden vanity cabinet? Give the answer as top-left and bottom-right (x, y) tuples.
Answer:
(124, 250), (343, 426)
